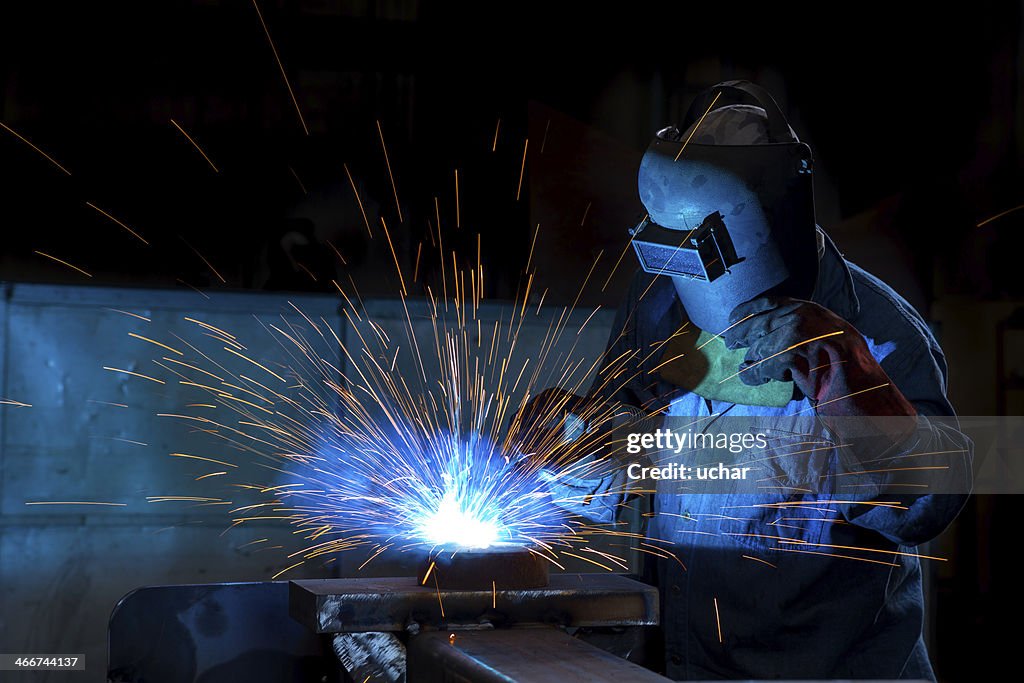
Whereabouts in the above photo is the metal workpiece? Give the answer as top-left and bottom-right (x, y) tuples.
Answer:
(289, 573), (659, 634)
(332, 632), (406, 683)
(406, 629), (672, 683)
(417, 545), (551, 590)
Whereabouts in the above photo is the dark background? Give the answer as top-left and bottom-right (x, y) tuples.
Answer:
(1, 1), (1021, 680)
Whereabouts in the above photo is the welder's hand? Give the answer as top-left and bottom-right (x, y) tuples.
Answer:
(513, 388), (591, 463)
(516, 387), (590, 439)
(513, 388), (649, 468)
(722, 296), (916, 419)
(538, 466), (629, 525)
(517, 390), (657, 523)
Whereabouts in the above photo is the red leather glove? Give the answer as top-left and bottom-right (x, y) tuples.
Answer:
(723, 296), (916, 419)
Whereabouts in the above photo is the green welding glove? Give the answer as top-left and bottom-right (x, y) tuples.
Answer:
(722, 296), (916, 419)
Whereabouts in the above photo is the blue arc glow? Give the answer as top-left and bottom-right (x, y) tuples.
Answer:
(299, 429), (570, 552)
(152, 298), (633, 569)
(419, 490), (502, 549)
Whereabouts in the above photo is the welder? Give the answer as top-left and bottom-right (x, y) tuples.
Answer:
(518, 81), (972, 681)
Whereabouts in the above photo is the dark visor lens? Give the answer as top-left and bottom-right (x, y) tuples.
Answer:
(629, 212), (742, 281)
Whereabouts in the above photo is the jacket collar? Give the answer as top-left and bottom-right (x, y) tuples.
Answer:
(812, 227), (860, 321)
(648, 226), (861, 336)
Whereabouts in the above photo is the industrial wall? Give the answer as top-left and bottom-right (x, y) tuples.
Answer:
(0, 282), (614, 682)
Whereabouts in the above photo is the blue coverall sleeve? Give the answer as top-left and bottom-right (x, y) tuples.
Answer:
(542, 271), (668, 524)
(835, 340), (973, 546)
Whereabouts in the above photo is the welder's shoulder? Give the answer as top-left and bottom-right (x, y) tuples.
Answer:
(623, 268), (676, 317)
(845, 261), (947, 376)
(625, 268), (659, 298)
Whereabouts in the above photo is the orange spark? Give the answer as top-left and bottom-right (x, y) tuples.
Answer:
(455, 169), (461, 227)
(377, 120), (403, 222)
(327, 240), (348, 266)
(741, 554), (777, 569)
(102, 437), (148, 446)
(129, 332), (183, 356)
(180, 238), (227, 284)
(516, 138), (529, 200)
(26, 501), (126, 506)
(580, 201), (592, 226)
(560, 551), (613, 571)
(977, 203), (1024, 228)
(251, 0), (308, 135)
(433, 572), (445, 617)
(525, 223), (540, 273)
(221, 347), (287, 382)
(0, 398), (32, 407)
(822, 464), (949, 479)
(776, 540), (946, 562)
(379, 217), (407, 295)
(674, 91), (722, 161)
(34, 251), (92, 277)
(272, 561), (304, 580)
(773, 547), (899, 567)
(175, 278), (210, 299)
(86, 201), (149, 244)
(713, 597), (723, 643)
(102, 366), (164, 384)
(183, 316), (236, 339)
(169, 120), (219, 173)
(87, 399), (128, 408)
(421, 561), (436, 585)
(803, 382), (891, 413)
(0, 120), (71, 175)
(288, 165), (307, 194)
(106, 308), (151, 322)
(343, 163), (374, 237)
(169, 453), (239, 469)
(720, 330), (845, 383)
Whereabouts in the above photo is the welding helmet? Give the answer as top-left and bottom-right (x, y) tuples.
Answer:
(632, 80), (817, 335)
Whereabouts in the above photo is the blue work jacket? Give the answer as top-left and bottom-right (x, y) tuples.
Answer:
(583, 230), (972, 681)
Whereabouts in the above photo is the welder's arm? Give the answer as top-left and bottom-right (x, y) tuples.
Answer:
(586, 269), (667, 410)
(724, 296), (973, 545)
(826, 346), (973, 546)
(513, 273), (665, 524)
(516, 387), (655, 524)
(537, 457), (634, 526)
